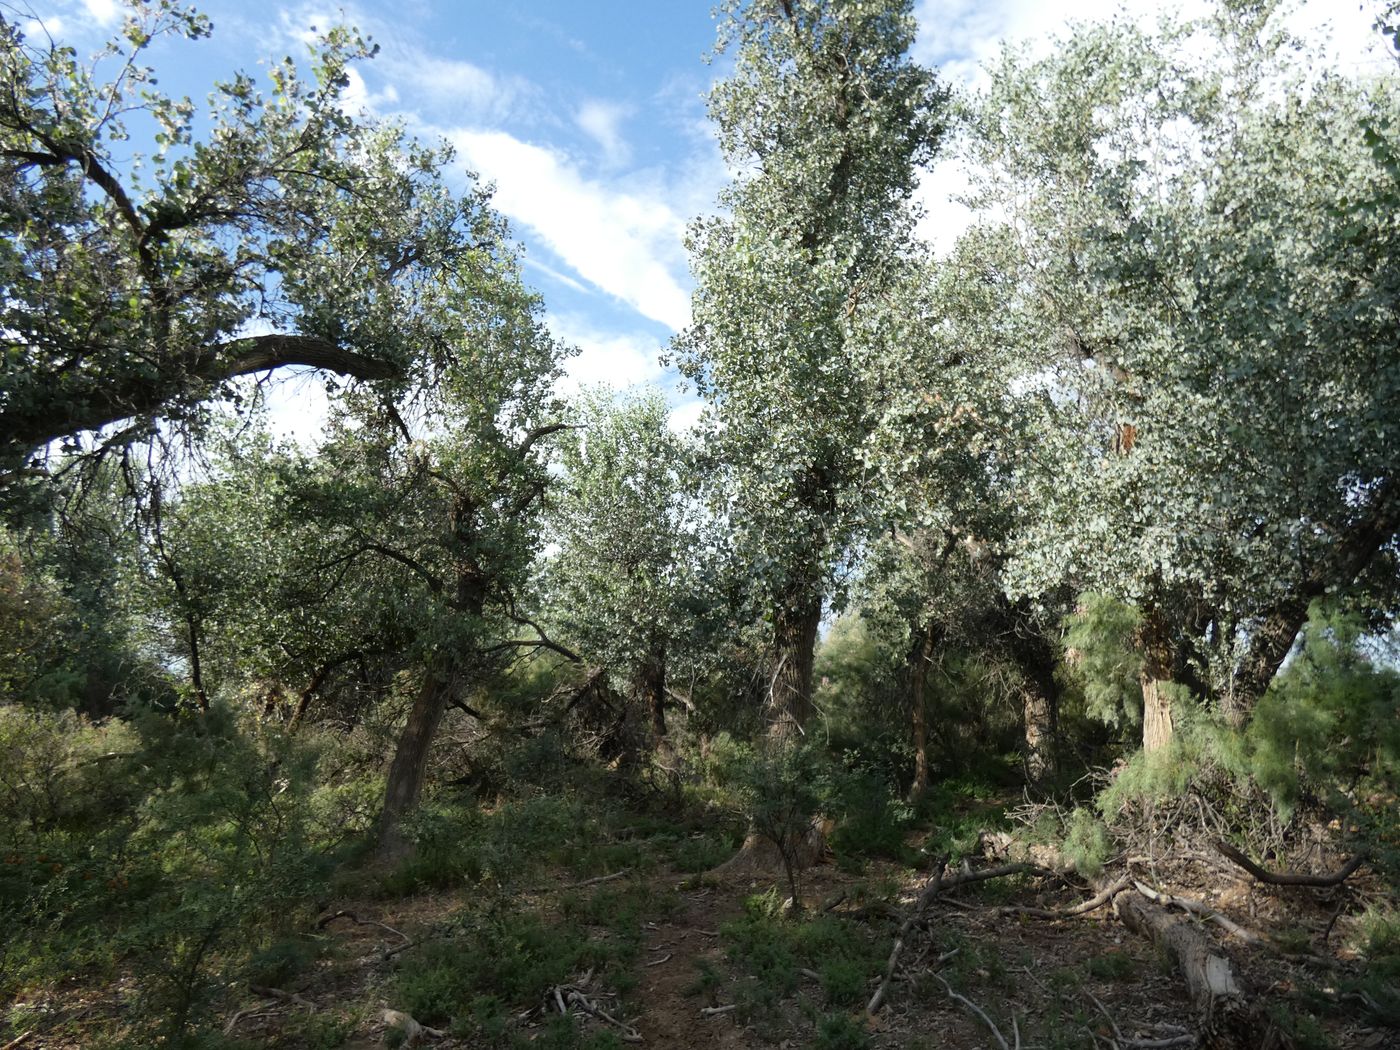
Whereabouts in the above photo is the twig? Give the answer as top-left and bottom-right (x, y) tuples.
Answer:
(867, 853), (949, 1016)
(1122, 1037), (1194, 1048)
(998, 876), (1132, 920)
(646, 952), (673, 967)
(1085, 990), (1123, 1043)
(1214, 841), (1364, 888)
(248, 985), (316, 1011)
(564, 868), (632, 890)
(2, 1032), (33, 1050)
(701, 1004), (738, 1016)
(315, 910), (412, 944)
(932, 973), (1012, 1050)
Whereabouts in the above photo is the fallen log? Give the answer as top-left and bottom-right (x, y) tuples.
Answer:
(1114, 889), (1281, 1049)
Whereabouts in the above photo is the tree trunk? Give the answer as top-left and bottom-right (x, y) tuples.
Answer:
(766, 585), (822, 743)
(376, 668), (458, 862)
(907, 622), (936, 803)
(1022, 683), (1056, 784)
(636, 645), (668, 747)
(1114, 891), (1272, 1049)
(1002, 607), (1060, 786)
(1139, 608), (1175, 754)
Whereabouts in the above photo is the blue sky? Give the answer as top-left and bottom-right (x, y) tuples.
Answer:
(13, 0), (1391, 439)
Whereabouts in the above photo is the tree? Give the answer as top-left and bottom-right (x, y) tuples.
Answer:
(0, 3), (486, 484)
(542, 389), (696, 758)
(960, 2), (1400, 750)
(673, 0), (946, 741)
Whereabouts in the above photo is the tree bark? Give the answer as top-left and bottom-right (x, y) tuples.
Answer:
(1022, 683), (1056, 784)
(766, 584), (822, 743)
(636, 645), (668, 748)
(376, 668), (459, 862)
(1114, 890), (1273, 1048)
(907, 621), (936, 803)
(1139, 608), (1175, 754)
(4, 333), (398, 463)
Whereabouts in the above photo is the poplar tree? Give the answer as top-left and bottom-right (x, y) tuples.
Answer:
(674, 0), (946, 739)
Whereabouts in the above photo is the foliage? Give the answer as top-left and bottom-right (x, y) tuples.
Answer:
(672, 0), (948, 682)
(0, 4), (492, 480)
(0, 704), (328, 1040)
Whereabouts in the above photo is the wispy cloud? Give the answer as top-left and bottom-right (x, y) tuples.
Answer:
(576, 99), (634, 167)
(548, 312), (665, 395)
(453, 129), (692, 331)
(79, 0), (118, 27)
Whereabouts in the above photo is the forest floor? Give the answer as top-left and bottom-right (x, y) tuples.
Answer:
(8, 787), (1396, 1049)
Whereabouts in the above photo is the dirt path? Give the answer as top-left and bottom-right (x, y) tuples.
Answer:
(632, 877), (750, 1049)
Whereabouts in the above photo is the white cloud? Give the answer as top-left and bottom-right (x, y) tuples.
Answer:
(22, 15), (66, 38)
(666, 398), (705, 434)
(79, 0), (118, 26)
(548, 313), (665, 396)
(453, 129), (692, 331)
(576, 99), (633, 167)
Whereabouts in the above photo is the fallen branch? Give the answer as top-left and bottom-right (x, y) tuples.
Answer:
(2, 1032), (33, 1050)
(382, 1009), (445, 1044)
(1214, 841), (1364, 888)
(1134, 881), (1336, 967)
(564, 868), (632, 890)
(248, 985), (316, 1011)
(545, 976), (641, 1043)
(1114, 890), (1265, 1049)
(645, 952), (672, 967)
(867, 853), (948, 1016)
(998, 876), (1131, 920)
(315, 910), (412, 944)
(701, 1004), (738, 1016)
(932, 973), (1014, 1050)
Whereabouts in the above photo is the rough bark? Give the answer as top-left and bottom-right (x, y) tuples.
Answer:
(907, 622), (936, 803)
(636, 646), (668, 748)
(1022, 684), (1056, 784)
(1138, 608), (1176, 753)
(1114, 890), (1275, 1049)
(5, 333), (398, 462)
(376, 668), (459, 862)
(766, 585), (822, 743)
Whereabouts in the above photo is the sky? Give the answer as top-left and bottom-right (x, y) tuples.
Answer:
(12, 0), (1393, 440)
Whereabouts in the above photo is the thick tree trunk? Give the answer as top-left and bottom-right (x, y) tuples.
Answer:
(1022, 684), (1056, 784)
(766, 586), (822, 743)
(714, 583), (825, 877)
(1139, 609), (1175, 754)
(1002, 607), (1060, 786)
(907, 622), (936, 803)
(376, 669), (458, 862)
(636, 646), (668, 747)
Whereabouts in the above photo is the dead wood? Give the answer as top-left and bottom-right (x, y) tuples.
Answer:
(564, 868), (632, 890)
(1215, 840), (1365, 888)
(997, 875), (1131, 919)
(932, 973), (1016, 1050)
(868, 854), (951, 1016)
(314, 910), (412, 945)
(382, 1009), (445, 1045)
(1114, 889), (1281, 1049)
(1134, 881), (1337, 968)
(247, 985), (316, 1011)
